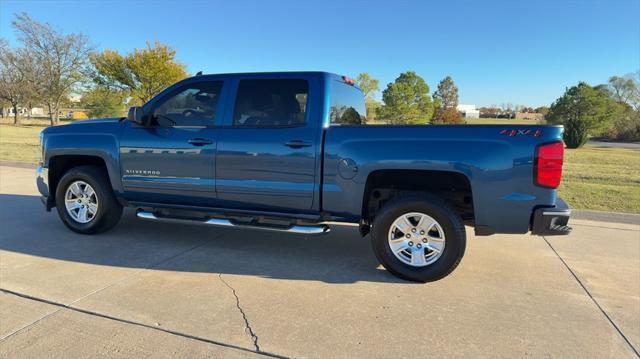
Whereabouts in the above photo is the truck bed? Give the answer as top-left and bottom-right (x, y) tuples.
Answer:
(322, 124), (564, 234)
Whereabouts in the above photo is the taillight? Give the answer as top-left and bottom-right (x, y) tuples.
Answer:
(535, 141), (564, 188)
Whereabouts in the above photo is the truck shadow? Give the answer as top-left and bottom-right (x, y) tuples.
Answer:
(0, 194), (408, 284)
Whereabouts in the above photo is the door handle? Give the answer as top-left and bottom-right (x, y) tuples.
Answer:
(188, 138), (213, 146)
(284, 140), (311, 148)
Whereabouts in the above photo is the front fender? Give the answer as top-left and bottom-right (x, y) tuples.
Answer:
(44, 133), (123, 194)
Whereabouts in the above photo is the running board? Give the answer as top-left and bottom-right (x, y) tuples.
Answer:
(136, 211), (330, 235)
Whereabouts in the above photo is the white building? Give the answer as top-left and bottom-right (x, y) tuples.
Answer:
(1, 107), (46, 117)
(456, 104), (480, 118)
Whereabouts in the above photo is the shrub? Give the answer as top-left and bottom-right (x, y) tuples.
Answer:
(431, 108), (464, 124)
(547, 82), (617, 148)
(609, 111), (640, 141)
(563, 119), (589, 148)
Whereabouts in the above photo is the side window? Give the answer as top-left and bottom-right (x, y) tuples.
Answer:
(330, 81), (366, 125)
(151, 81), (223, 127)
(232, 79), (308, 127)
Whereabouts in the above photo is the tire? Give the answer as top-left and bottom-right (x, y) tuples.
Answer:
(370, 195), (466, 282)
(55, 165), (123, 234)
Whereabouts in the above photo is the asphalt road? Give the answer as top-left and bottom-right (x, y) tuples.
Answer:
(0, 165), (639, 358)
(587, 140), (640, 149)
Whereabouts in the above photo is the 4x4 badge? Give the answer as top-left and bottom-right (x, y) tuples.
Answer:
(500, 129), (543, 137)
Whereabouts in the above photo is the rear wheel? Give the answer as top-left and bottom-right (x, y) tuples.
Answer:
(371, 195), (466, 282)
(55, 165), (122, 234)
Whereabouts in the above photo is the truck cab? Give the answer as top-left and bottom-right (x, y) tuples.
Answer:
(120, 73), (325, 213)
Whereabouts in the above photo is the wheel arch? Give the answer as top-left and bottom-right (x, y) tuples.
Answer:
(361, 169), (474, 228)
(47, 154), (119, 204)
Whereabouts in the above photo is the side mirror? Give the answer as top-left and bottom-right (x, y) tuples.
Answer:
(127, 106), (145, 125)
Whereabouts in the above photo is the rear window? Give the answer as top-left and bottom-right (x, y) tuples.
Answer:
(329, 81), (366, 125)
(233, 79), (308, 127)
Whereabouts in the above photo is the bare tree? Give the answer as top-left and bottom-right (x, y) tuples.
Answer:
(500, 102), (514, 118)
(0, 41), (38, 125)
(12, 13), (91, 125)
(608, 75), (640, 111)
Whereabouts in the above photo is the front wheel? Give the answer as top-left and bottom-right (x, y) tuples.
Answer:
(370, 195), (466, 282)
(55, 165), (123, 234)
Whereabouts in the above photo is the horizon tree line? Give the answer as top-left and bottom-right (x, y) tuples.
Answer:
(1, 12), (638, 145)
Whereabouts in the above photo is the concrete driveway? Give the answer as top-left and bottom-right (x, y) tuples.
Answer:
(0, 165), (638, 358)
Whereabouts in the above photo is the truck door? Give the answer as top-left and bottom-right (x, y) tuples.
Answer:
(119, 80), (224, 206)
(215, 77), (319, 212)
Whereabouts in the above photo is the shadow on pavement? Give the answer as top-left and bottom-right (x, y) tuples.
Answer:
(0, 194), (406, 284)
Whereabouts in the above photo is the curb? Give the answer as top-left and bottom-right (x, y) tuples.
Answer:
(0, 160), (37, 169)
(572, 210), (639, 226)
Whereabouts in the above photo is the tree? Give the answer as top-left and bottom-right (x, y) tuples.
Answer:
(355, 72), (379, 99)
(437, 108), (464, 124)
(0, 43), (38, 125)
(608, 102), (640, 141)
(90, 41), (188, 105)
(603, 74), (640, 141)
(377, 71), (434, 124)
(355, 73), (380, 122)
(12, 13), (91, 125)
(81, 87), (126, 118)
(547, 82), (618, 148)
(607, 75), (640, 111)
(534, 106), (549, 116)
(479, 106), (500, 118)
(500, 103), (514, 118)
(431, 76), (462, 124)
(433, 76), (458, 109)
(364, 99), (381, 123)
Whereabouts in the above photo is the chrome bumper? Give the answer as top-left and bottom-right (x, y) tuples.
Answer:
(36, 165), (52, 210)
(36, 165), (48, 196)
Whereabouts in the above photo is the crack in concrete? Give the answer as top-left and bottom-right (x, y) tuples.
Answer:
(0, 228), (282, 356)
(217, 273), (261, 352)
(0, 239), (211, 342)
(0, 288), (286, 358)
(542, 236), (640, 357)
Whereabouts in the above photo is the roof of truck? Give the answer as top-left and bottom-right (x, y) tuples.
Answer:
(176, 71), (361, 90)
(192, 71), (340, 78)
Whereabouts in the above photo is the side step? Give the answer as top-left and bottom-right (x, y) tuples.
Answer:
(136, 211), (330, 235)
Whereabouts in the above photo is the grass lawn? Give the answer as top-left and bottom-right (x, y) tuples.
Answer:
(1, 123), (638, 213)
(0, 124), (43, 163)
(559, 145), (640, 214)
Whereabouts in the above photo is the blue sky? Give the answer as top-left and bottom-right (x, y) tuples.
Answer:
(1, 0), (638, 107)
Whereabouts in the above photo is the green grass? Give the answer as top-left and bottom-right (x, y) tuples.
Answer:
(559, 145), (640, 213)
(1, 124), (638, 213)
(0, 124), (43, 163)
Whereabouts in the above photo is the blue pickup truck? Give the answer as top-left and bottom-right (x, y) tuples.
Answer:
(36, 71), (570, 282)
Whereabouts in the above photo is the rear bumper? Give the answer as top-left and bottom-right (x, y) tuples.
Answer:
(531, 198), (571, 235)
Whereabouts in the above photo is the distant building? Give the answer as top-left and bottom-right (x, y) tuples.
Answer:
(1, 106), (89, 120)
(68, 94), (83, 103)
(1, 94), (83, 119)
(456, 104), (480, 118)
(1, 107), (46, 118)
